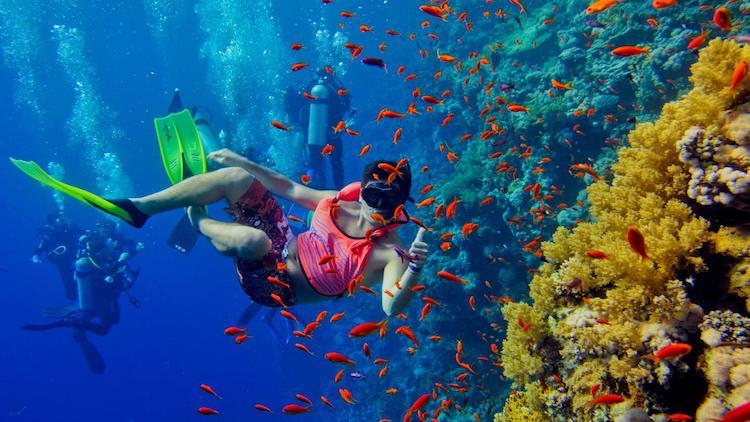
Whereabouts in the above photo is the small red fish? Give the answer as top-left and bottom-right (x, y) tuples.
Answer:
(588, 394), (624, 406)
(324, 352), (355, 365)
(223, 327), (246, 336)
(436, 270), (468, 285)
(200, 384), (222, 400)
(611, 46), (650, 56)
(626, 226), (649, 261)
(197, 407), (219, 415)
(290, 63), (308, 71)
(731, 60), (748, 90)
(585, 250), (608, 259)
(349, 320), (387, 338)
(321, 144), (334, 156)
(254, 404), (272, 412)
(282, 404), (310, 414)
(642, 343), (692, 364)
(290, 43), (303, 50)
(271, 120), (289, 131)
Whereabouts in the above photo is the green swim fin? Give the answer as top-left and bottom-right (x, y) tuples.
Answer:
(154, 106), (207, 254)
(10, 158), (138, 226)
(154, 109), (206, 184)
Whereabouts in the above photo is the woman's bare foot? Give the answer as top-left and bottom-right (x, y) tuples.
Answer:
(187, 206), (207, 234)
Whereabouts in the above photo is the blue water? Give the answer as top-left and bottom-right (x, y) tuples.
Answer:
(0, 1), (437, 421)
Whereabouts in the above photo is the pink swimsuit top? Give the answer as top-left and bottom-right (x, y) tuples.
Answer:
(296, 183), (404, 296)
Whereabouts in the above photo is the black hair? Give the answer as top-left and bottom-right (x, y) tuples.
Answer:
(361, 159), (412, 203)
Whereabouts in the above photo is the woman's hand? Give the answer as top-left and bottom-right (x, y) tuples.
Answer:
(207, 149), (248, 168)
(408, 228), (429, 269)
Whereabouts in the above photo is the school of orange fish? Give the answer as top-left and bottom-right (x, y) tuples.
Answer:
(198, 0), (750, 420)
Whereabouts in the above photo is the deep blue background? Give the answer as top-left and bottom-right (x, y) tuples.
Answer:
(0, 1), (427, 420)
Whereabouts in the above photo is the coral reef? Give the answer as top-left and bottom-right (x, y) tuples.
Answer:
(496, 39), (750, 421)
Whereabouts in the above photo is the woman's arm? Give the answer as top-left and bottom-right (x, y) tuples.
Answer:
(208, 149), (336, 210)
(381, 229), (429, 316)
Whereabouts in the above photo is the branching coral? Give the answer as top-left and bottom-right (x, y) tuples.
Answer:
(496, 39), (750, 421)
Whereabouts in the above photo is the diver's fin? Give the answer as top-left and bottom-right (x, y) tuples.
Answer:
(9, 158), (148, 228)
(42, 305), (79, 319)
(154, 107), (208, 253)
(72, 329), (106, 374)
(168, 89), (184, 114)
(166, 213), (200, 254)
(154, 109), (206, 184)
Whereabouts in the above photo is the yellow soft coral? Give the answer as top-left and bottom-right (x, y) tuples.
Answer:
(494, 393), (549, 422)
(497, 39), (750, 420)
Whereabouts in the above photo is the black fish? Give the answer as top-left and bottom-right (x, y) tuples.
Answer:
(361, 57), (387, 71)
(514, 16), (522, 29)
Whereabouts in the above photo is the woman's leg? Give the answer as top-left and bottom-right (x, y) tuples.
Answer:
(187, 206), (271, 261)
(131, 167), (253, 215)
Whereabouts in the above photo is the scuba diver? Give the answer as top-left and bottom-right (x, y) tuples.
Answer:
(32, 213), (82, 301)
(12, 151), (430, 316)
(22, 220), (142, 373)
(284, 66), (353, 189)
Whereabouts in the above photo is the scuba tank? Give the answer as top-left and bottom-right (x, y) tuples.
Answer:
(75, 257), (96, 312)
(307, 82), (330, 148)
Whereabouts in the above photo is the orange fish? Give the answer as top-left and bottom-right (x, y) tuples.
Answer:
(254, 404), (272, 412)
(223, 326), (246, 336)
(586, 0), (621, 14)
(295, 343), (314, 355)
(359, 144), (371, 157)
(642, 343), (692, 364)
(652, 0), (676, 9)
(585, 250), (608, 259)
(445, 198), (461, 219)
(280, 309), (298, 322)
(468, 296), (476, 311)
(339, 388), (357, 404)
(349, 320), (387, 338)
(395, 325), (419, 347)
(300, 174), (311, 185)
(334, 369), (344, 383)
(713, 7), (732, 30)
(507, 103), (529, 113)
(461, 223), (479, 237)
(419, 5), (447, 21)
(611, 46), (650, 56)
(270, 293), (288, 308)
(588, 394), (624, 406)
(626, 226), (649, 261)
(687, 29), (709, 50)
(271, 120), (289, 131)
(321, 144), (334, 156)
(392, 127), (403, 144)
(386, 388), (398, 394)
(551, 79), (573, 90)
(324, 352), (355, 366)
(420, 303), (431, 321)
(379, 366), (389, 378)
(731, 60), (748, 90)
(337, 88), (348, 96)
(330, 312), (346, 323)
(200, 384), (222, 400)
(436, 270), (468, 285)
(198, 407), (219, 415)
(321, 395), (335, 408)
(646, 18), (659, 29)
(282, 404), (310, 414)
(291, 63), (308, 71)
(340, 11), (355, 17)
(290, 43), (303, 50)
